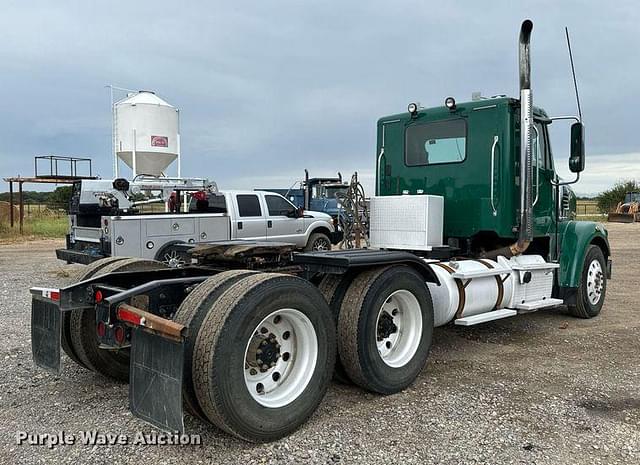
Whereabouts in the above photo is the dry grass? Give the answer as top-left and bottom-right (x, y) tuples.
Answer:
(0, 209), (67, 242)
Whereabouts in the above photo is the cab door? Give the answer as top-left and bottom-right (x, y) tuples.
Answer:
(532, 121), (555, 237)
(233, 194), (267, 240)
(264, 194), (305, 246)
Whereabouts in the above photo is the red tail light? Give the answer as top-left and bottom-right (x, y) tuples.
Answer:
(116, 306), (143, 326)
(96, 321), (106, 337)
(94, 290), (103, 303)
(114, 325), (126, 344)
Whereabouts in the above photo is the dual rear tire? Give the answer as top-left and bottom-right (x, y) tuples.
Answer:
(328, 266), (434, 394)
(178, 272), (336, 442)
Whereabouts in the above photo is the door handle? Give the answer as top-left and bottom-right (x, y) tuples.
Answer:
(267, 220), (272, 228)
(238, 221), (243, 230)
(490, 135), (499, 216)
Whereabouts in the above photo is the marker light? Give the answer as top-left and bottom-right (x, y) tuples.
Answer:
(96, 321), (106, 338)
(114, 326), (126, 344)
(445, 97), (456, 110)
(407, 102), (418, 116)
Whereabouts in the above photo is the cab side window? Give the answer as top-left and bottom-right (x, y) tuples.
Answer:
(532, 121), (552, 170)
(266, 195), (296, 216)
(532, 122), (544, 168)
(236, 195), (262, 217)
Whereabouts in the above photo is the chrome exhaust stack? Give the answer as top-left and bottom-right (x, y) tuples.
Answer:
(483, 20), (534, 260)
(517, 19), (534, 252)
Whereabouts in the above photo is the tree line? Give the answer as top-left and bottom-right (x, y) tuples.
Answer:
(0, 186), (72, 210)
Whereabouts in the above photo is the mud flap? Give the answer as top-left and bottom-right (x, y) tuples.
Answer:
(31, 297), (62, 374)
(129, 328), (185, 433)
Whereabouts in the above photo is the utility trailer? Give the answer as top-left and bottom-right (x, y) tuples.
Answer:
(30, 20), (612, 443)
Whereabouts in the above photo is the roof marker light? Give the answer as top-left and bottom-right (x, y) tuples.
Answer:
(445, 97), (457, 110)
(407, 102), (418, 117)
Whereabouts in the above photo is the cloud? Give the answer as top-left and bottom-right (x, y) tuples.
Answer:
(1, 1), (638, 200)
(571, 152), (640, 196)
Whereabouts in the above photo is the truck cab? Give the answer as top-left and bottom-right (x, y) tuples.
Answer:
(376, 96), (610, 307)
(259, 171), (349, 220)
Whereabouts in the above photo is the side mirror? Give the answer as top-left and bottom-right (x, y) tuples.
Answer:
(296, 206), (304, 218)
(569, 122), (585, 173)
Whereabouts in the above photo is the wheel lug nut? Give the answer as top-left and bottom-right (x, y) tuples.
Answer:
(262, 364), (269, 370)
(250, 368), (257, 375)
(256, 349), (262, 355)
(256, 358), (263, 365)
(275, 343), (281, 349)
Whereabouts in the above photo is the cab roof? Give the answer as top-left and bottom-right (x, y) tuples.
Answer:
(378, 96), (549, 124)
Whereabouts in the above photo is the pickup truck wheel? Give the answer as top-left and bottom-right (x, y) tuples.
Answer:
(338, 265), (433, 394)
(155, 241), (190, 268)
(192, 273), (336, 442)
(568, 245), (607, 319)
(173, 269), (257, 421)
(318, 273), (357, 383)
(69, 258), (166, 381)
(304, 233), (331, 252)
(62, 257), (128, 369)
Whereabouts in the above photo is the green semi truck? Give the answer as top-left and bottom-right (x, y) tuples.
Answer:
(30, 20), (610, 443)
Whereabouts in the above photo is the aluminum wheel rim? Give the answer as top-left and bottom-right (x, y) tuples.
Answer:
(375, 289), (422, 368)
(244, 308), (318, 408)
(586, 259), (604, 305)
(162, 250), (186, 268)
(312, 237), (330, 251)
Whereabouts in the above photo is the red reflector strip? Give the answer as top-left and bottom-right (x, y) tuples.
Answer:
(39, 288), (60, 301)
(116, 306), (143, 326)
(31, 287), (61, 301)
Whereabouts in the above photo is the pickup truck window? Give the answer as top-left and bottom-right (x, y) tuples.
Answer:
(405, 119), (467, 166)
(189, 194), (227, 213)
(266, 195), (296, 216)
(237, 194), (262, 217)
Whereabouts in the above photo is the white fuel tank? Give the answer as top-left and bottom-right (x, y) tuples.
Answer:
(427, 258), (513, 327)
(426, 255), (560, 326)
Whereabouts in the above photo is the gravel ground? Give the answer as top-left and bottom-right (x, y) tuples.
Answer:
(0, 224), (638, 464)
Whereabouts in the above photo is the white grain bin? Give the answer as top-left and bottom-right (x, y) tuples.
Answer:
(114, 91), (180, 177)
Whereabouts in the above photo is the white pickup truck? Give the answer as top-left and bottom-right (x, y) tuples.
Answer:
(59, 190), (340, 266)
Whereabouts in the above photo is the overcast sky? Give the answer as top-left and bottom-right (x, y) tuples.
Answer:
(1, 0), (638, 196)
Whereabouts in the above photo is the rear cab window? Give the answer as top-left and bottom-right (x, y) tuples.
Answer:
(405, 119), (467, 166)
